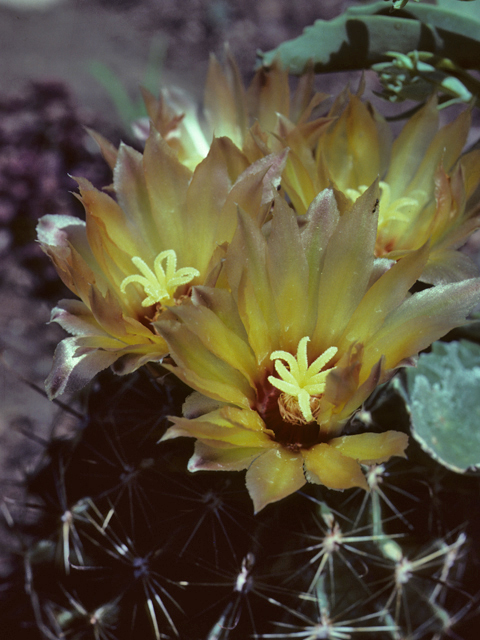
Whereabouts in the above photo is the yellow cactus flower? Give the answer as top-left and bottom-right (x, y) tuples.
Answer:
(37, 125), (287, 399)
(156, 186), (480, 512)
(137, 52), (329, 171)
(283, 92), (480, 285)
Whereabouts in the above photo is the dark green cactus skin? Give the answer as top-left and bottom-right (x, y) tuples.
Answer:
(1, 366), (480, 640)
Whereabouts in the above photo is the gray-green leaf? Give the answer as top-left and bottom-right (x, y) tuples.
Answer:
(257, 2), (480, 74)
(404, 340), (480, 473)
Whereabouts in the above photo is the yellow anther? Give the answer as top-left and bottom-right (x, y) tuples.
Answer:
(344, 185), (368, 201)
(268, 337), (338, 423)
(377, 181), (423, 226)
(346, 182), (424, 229)
(120, 249), (200, 307)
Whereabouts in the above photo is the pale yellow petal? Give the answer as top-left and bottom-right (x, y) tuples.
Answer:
(245, 447), (306, 513)
(329, 431), (409, 464)
(312, 182), (378, 352)
(189, 441), (266, 472)
(362, 278), (480, 374)
(303, 444), (368, 491)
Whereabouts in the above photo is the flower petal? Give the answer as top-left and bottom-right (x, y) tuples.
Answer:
(338, 242), (429, 351)
(157, 318), (255, 407)
(45, 337), (119, 399)
(182, 137), (248, 269)
(170, 296), (258, 386)
(318, 94), (390, 192)
(163, 412), (270, 448)
(385, 96), (439, 199)
(245, 447), (306, 513)
(143, 127), (192, 252)
(267, 197), (310, 349)
(408, 109), (471, 196)
(36, 214), (96, 297)
(420, 248), (480, 286)
(303, 444), (368, 491)
(204, 53), (245, 147)
(329, 431), (409, 465)
(50, 299), (106, 337)
(227, 208), (281, 361)
(189, 441), (266, 472)
(312, 182), (379, 352)
(114, 142), (159, 251)
(363, 278), (480, 373)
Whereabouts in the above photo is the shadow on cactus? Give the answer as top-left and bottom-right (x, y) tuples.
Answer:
(1, 365), (480, 638)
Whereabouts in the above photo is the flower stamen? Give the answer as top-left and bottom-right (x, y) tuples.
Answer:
(346, 181), (425, 226)
(120, 249), (200, 307)
(268, 337), (338, 423)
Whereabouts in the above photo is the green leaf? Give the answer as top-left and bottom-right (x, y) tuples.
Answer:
(257, 1), (480, 74)
(393, 0), (478, 9)
(404, 340), (480, 473)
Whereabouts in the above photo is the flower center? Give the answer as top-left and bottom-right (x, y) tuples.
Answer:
(268, 337), (338, 424)
(120, 249), (200, 308)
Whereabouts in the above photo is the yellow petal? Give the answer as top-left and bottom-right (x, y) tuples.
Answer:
(385, 96), (439, 200)
(312, 182), (378, 352)
(143, 127), (192, 252)
(282, 148), (318, 215)
(114, 143), (158, 252)
(338, 242), (429, 353)
(157, 319), (255, 407)
(163, 411), (271, 448)
(408, 109), (471, 196)
(459, 149), (480, 200)
(362, 278), (480, 373)
(227, 209), (281, 360)
(318, 95), (388, 192)
(169, 299), (258, 387)
(329, 431), (409, 464)
(182, 137), (246, 268)
(88, 287), (129, 340)
(245, 447), (306, 513)
(267, 197), (310, 349)
(189, 441), (266, 472)
(77, 178), (143, 281)
(303, 444), (368, 490)
(247, 61), (290, 133)
(204, 53), (245, 147)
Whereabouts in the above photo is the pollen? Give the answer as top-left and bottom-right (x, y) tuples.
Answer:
(268, 337), (338, 423)
(120, 249), (200, 307)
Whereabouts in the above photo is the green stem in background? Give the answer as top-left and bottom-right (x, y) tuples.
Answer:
(88, 35), (167, 127)
(372, 50), (480, 108)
